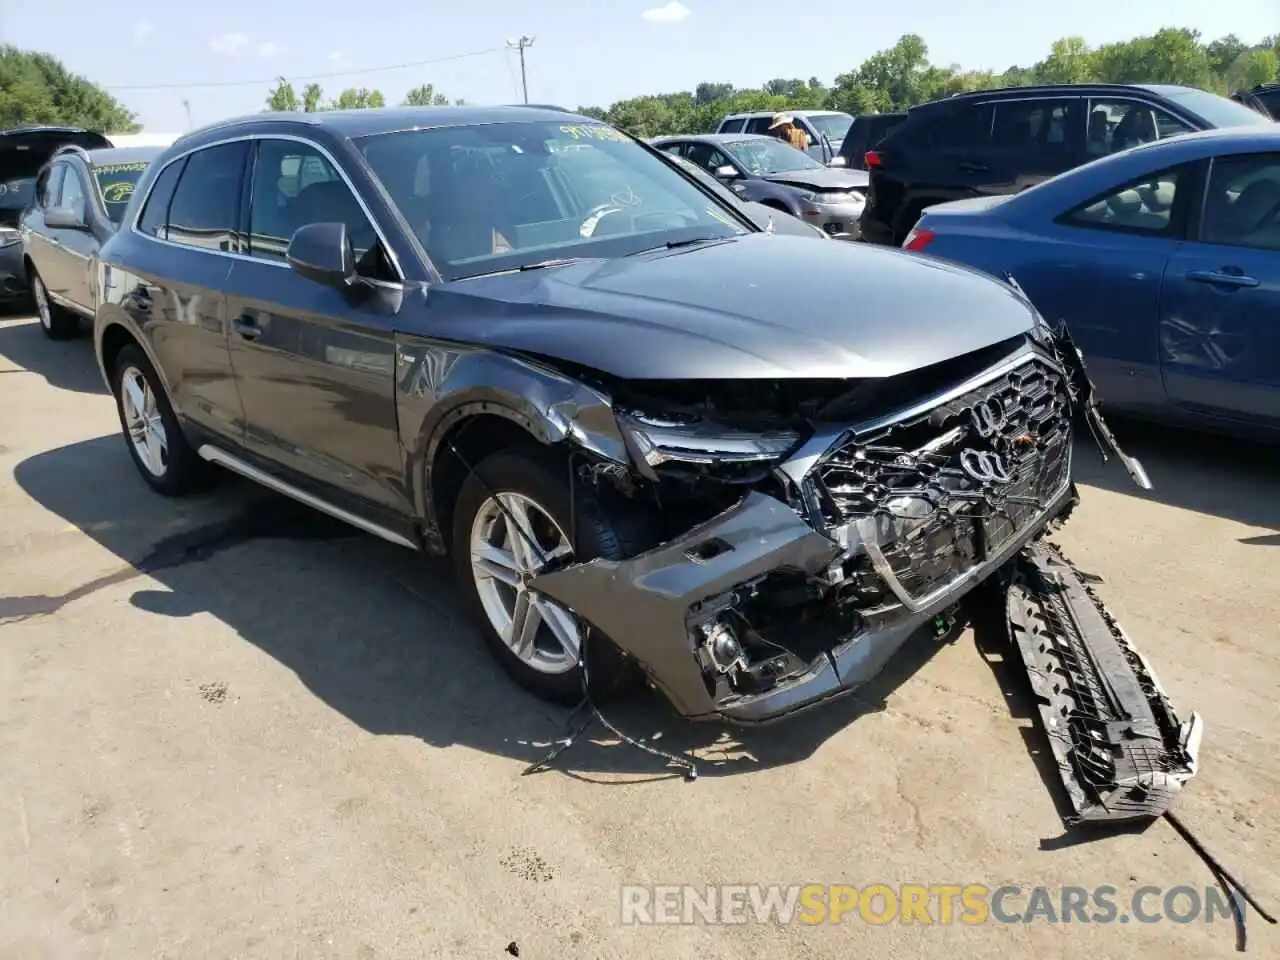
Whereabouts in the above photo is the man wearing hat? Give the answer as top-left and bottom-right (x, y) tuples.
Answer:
(769, 113), (811, 152)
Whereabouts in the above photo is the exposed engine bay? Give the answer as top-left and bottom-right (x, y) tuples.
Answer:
(525, 319), (1198, 821)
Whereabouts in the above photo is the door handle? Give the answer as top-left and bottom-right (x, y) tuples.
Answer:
(1186, 269), (1259, 288)
(232, 314), (262, 340)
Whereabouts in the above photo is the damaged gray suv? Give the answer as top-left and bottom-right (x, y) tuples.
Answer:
(93, 108), (1169, 748)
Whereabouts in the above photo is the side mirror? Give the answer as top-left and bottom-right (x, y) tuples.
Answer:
(713, 164), (739, 180)
(827, 156), (848, 168)
(45, 205), (88, 230)
(286, 222), (356, 288)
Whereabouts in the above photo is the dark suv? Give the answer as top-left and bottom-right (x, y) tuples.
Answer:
(91, 106), (1140, 724)
(859, 83), (1274, 245)
(834, 113), (906, 170)
(1231, 83), (1280, 119)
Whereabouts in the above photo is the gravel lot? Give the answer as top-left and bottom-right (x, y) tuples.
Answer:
(1, 312), (1277, 959)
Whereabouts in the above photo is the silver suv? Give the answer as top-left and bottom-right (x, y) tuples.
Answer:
(715, 110), (853, 165)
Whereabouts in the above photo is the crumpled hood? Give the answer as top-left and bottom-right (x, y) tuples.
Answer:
(763, 167), (869, 191)
(422, 233), (1036, 380)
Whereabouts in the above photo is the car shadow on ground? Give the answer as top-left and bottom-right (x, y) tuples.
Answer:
(0, 315), (103, 395)
(1073, 417), (1280, 543)
(10, 434), (953, 782)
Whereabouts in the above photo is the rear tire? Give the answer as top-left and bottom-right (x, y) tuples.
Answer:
(451, 449), (650, 704)
(110, 344), (206, 495)
(30, 268), (78, 340)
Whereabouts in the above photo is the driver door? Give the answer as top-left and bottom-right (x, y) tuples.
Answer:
(222, 136), (410, 515)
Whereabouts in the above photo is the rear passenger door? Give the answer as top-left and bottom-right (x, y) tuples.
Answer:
(124, 142), (249, 443)
(222, 136), (410, 516)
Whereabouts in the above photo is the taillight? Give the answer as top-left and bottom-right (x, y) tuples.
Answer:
(902, 226), (935, 252)
(863, 150), (882, 168)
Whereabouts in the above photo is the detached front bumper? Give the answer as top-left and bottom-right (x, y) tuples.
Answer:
(532, 479), (1076, 723)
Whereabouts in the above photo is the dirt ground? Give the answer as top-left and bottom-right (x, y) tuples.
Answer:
(1, 313), (1277, 959)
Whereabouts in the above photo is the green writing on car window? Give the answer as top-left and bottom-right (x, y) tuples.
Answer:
(93, 162), (149, 175)
(558, 124), (628, 143)
(102, 182), (135, 203)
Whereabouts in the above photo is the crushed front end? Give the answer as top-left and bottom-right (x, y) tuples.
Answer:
(532, 332), (1081, 722)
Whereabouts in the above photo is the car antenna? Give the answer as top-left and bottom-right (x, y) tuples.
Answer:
(444, 429), (699, 782)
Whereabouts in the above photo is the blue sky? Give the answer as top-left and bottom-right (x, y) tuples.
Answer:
(4, 0), (1278, 131)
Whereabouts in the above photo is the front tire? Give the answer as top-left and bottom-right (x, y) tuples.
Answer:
(30, 268), (78, 340)
(110, 344), (205, 495)
(451, 449), (648, 704)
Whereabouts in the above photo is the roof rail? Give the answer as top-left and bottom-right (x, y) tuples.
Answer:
(51, 143), (92, 161)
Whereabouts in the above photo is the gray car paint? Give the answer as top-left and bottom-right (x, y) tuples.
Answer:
(418, 236), (1039, 381)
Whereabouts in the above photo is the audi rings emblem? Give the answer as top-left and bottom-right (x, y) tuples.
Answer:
(969, 397), (1007, 438)
(960, 448), (1014, 485)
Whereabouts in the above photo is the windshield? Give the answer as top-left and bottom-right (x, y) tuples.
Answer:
(722, 138), (824, 175)
(357, 120), (749, 280)
(92, 161), (149, 223)
(0, 176), (36, 212)
(1161, 88), (1275, 129)
(807, 113), (853, 142)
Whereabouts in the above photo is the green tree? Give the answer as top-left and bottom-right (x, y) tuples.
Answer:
(329, 87), (385, 110)
(1034, 37), (1096, 84)
(265, 77), (299, 111)
(301, 83), (324, 112)
(0, 46), (139, 132)
(403, 84), (450, 106)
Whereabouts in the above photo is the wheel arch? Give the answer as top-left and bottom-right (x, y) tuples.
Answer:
(394, 341), (632, 554)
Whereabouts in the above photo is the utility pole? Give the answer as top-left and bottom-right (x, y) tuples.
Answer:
(181, 99), (193, 130)
(506, 35), (536, 103)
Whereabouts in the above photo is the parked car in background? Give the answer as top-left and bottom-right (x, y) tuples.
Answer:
(715, 109), (853, 164)
(21, 144), (162, 338)
(906, 127), (1280, 439)
(92, 106), (1135, 723)
(651, 133), (867, 237)
(834, 112), (906, 170)
(1231, 83), (1280, 119)
(657, 150), (828, 238)
(860, 83), (1275, 246)
(0, 125), (113, 309)
(106, 133), (183, 149)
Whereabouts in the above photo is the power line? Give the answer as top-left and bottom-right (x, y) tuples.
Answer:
(103, 47), (506, 92)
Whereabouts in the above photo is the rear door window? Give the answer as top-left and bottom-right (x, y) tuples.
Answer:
(927, 102), (994, 149)
(990, 98), (1082, 160)
(165, 141), (250, 252)
(743, 117), (774, 135)
(719, 118), (745, 133)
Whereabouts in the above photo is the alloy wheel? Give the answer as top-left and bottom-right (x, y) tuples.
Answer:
(32, 276), (51, 330)
(120, 365), (169, 477)
(469, 492), (583, 675)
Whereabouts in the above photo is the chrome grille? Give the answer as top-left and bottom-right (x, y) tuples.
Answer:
(812, 356), (1072, 600)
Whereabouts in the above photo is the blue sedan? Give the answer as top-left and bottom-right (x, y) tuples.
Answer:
(906, 127), (1280, 439)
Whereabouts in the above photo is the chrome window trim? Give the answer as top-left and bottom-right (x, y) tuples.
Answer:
(129, 132), (406, 281)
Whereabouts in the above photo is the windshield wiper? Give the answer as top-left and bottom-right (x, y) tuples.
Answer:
(628, 235), (734, 256)
(517, 257), (594, 271)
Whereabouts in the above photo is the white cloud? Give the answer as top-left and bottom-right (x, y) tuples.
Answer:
(131, 21), (154, 46)
(257, 40), (284, 58)
(641, 1), (691, 22)
(208, 32), (251, 57)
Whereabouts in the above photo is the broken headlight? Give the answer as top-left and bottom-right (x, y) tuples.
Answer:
(617, 409), (804, 469)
